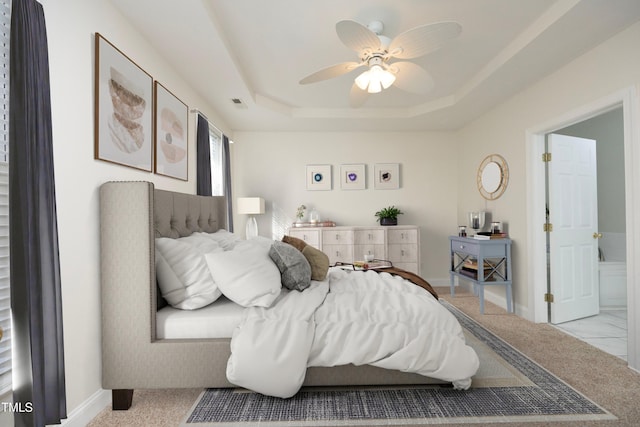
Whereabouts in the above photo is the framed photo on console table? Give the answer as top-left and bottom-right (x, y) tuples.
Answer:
(94, 33), (153, 172)
(154, 82), (188, 180)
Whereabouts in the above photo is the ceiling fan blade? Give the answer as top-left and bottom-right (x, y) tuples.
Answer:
(299, 61), (363, 84)
(336, 20), (381, 56)
(349, 83), (368, 108)
(388, 21), (461, 60)
(390, 61), (434, 94)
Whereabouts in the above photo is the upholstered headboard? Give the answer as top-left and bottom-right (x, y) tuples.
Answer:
(100, 181), (233, 390)
(153, 188), (227, 238)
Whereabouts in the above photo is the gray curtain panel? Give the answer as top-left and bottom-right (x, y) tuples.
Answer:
(196, 114), (212, 196)
(222, 134), (233, 231)
(9, 0), (67, 425)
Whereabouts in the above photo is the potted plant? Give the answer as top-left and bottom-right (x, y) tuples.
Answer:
(375, 206), (404, 226)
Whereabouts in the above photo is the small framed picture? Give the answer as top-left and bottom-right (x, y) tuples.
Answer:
(94, 33), (153, 171)
(374, 163), (400, 189)
(154, 81), (188, 180)
(306, 164), (332, 190)
(340, 164), (366, 190)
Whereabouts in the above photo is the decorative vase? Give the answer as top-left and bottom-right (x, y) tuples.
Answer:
(380, 217), (397, 226)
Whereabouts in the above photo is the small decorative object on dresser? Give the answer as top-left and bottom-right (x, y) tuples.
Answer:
(294, 204), (306, 226)
(375, 205), (404, 226)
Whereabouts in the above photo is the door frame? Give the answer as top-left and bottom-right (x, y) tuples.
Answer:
(526, 85), (640, 371)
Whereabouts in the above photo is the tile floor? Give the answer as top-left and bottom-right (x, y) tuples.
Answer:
(554, 309), (628, 361)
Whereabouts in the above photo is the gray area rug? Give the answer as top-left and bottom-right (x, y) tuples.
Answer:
(182, 301), (616, 426)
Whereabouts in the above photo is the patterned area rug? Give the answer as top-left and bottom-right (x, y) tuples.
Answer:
(182, 302), (616, 426)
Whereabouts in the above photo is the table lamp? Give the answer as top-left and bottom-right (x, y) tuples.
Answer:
(237, 197), (265, 239)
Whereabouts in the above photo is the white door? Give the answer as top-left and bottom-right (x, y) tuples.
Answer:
(548, 134), (599, 324)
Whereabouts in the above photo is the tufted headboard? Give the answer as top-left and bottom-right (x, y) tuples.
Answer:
(100, 181), (233, 391)
(153, 188), (227, 238)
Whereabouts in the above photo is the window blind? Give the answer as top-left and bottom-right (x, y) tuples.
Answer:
(0, 0), (10, 396)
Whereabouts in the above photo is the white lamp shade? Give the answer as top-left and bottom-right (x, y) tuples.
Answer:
(237, 197), (265, 215)
(354, 65), (396, 93)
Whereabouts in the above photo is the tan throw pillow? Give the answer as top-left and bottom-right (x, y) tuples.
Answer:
(301, 245), (330, 281)
(282, 235), (307, 252)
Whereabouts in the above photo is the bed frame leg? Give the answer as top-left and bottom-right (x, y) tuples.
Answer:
(112, 389), (134, 410)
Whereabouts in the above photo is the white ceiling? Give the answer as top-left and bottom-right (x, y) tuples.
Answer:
(108, 0), (640, 132)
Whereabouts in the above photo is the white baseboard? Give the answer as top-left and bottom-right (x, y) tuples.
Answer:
(53, 389), (110, 427)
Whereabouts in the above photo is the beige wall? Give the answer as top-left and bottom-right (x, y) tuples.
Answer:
(456, 21), (640, 315)
(40, 0), (228, 414)
(231, 131), (459, 281)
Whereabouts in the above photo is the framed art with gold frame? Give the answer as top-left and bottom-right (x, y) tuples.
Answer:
(154, 81), (188, 180)
(94, 33), (153, 171)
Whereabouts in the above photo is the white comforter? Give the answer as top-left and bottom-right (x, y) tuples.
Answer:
(226, 268), (479, 398)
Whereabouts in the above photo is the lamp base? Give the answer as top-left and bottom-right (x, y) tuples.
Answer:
(246, 216), (258, 239)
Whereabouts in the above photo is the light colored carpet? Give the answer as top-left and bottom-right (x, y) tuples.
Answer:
(88, 288), (640, 426)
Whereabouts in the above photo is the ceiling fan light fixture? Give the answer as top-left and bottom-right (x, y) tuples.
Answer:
(355, 64), (396, 93)
(354, 70), (370, 91)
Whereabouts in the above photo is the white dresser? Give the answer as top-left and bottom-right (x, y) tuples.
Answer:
(288, 225), (420, 275)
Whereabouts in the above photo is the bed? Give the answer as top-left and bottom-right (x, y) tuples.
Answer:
(100, 181), (478, 409)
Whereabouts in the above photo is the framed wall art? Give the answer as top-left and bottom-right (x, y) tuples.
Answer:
(340, 164), (366, 190)
(374, 163), (400, 189)
(154, 82), (188, 180)
(306, 164), (332, 190)
(94, 33), (153, 171)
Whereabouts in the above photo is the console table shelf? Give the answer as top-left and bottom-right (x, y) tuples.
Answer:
(449, 235), (513, 314)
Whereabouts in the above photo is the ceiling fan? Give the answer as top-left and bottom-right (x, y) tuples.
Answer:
(299, 19), (462, 107)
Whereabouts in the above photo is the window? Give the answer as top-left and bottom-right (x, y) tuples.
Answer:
(0, 0), (10, 396)
(209, 126), (223, 196)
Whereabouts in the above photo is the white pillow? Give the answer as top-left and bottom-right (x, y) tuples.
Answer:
(204, 242), (281, 307)
(178, 233), (222, 253)
(155, 237), (223, 310)
(200, 230), (242, 250)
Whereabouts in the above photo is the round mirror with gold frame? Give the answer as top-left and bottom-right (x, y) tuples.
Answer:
(477, 154), (509, 200)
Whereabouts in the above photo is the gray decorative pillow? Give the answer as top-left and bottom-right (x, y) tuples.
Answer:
(269, 241), (312, 291)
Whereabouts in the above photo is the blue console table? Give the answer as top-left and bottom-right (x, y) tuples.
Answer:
(449, 236), (513, 314)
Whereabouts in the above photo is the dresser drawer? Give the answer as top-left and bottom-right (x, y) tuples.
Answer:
(323, 229), (354, 244)
(388, 229), (418, 244)
(450, 239), (479, 256)
(354, 244), (385, 260)
(288, 229), (320, 248)
(354, 229), (385, 245)
(388, 244), (418, 263)
(323, 244), (353, 264)
(393, 262), (418, 275)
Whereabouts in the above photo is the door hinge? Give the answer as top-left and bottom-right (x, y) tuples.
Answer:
(543, 223), (553, 232)
(544, 293), (555, 303)
(542, 152), (552, 162)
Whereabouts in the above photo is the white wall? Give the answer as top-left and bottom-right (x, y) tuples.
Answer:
(39, 0), (228, 415)
(231, 131), (459, 281)
(456, 21), (640, 314)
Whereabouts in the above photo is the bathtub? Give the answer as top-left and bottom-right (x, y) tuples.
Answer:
(598, 232), (627, 308)
(599, 261), (627, 308)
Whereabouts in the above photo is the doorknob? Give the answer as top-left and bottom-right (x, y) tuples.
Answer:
(593, 232), (603, 239)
